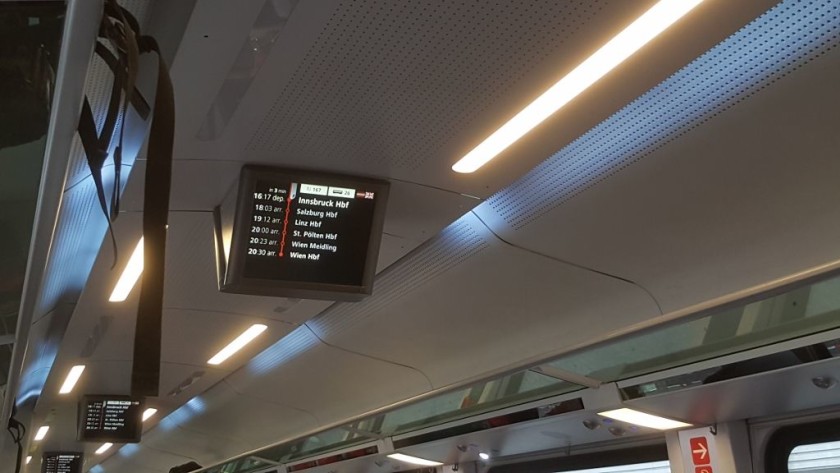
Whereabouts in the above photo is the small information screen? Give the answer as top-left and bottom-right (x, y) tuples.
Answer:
(220, 166), (389, 301)
(245, 179), (378, 285)
(78, 396), (143, 443)
(42, 453), (83, 473)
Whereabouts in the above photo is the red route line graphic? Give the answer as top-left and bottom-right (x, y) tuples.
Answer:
(278, 184), (293, 257)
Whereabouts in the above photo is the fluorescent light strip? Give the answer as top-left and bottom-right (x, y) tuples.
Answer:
(109, 237), (144, 302)
(387, 453), (444, 467)
(59, 364), (86, 394)
(142, 407), (158, 421)
(599, 408), (691, 430)
(96, 443), (114, 455)
(451, 0), (705, 173)
(34, 426), (49, 441)
(207, 324), (268, 365)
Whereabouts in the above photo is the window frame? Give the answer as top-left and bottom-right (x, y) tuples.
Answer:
(764, 418), (840, 473)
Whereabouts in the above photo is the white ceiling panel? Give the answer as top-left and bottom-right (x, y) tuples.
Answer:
(226, 340), (432, 425)
(139, 420), (253, 466)
(161, 308), (291, 368)
(475, 43), (840, 314)
(155, 380), (320, 448)
(227, 0), (774, 199)
(310, 213), (662, 388)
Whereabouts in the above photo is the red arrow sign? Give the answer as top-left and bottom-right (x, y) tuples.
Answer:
(690, 437), (710, 465)
(695, 467), (713, 473)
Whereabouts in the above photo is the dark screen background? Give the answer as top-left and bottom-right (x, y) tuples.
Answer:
(79, 398), (143, 442)
(42, 453), (83, 473)
(242, 178), (378, 287)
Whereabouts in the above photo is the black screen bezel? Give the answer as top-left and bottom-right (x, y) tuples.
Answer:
(221, 165), (390, 301)
(77, 395), (144, 443)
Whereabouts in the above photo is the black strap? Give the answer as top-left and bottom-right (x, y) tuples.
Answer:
(78, 97), (120, 264)
(7, 408), (25, 473)
(75, 0), (174, 397)
(131, 32), (175, 398)
(76, 3), (152, 265)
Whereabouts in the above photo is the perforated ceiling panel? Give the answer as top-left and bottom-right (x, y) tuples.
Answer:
(247, 0), (606, 169)
(64, 0), (152, 189)
(486, 0), (840, 230)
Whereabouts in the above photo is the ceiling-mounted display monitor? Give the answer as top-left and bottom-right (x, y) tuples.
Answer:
(77, 395), (144, 443)
(216, 165), (389, 301)
(42, 452), (83, 473)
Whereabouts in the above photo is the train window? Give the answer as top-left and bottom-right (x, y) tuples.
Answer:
(765, 418), (840, 473)
(789, 441), (840, 472)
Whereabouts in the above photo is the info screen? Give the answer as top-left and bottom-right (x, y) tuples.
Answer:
(80, 397), (142, 442)
(42, 453), (83, 473)
(243, 179), (379, 286)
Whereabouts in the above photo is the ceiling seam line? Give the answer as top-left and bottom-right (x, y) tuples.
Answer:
(469, 210), (664, 316)
(220, 378), (323, 424)
(63, 162), (134, 192)
(301, 321), (435, 390)
(386, 176), (483, 200)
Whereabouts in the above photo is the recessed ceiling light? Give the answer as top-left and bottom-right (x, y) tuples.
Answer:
(207, 324), (268, 365)
(59, 364), (86, 394)
(34, 425), (49, 441)
(109, 237), (144, 302)
(387, 453), (443, 467)
(598, 408), (691, 430)
(479, 452), (490, 461)
(142, 408), (158, 422)
(451, 0), (705, 173)
(96, 443), (114, 454)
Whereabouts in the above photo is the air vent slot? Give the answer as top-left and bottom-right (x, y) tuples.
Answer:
(393, 398), (583, 449)
(287, 446), (379, 472)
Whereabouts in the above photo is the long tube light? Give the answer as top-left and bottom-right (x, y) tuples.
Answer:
(59, 364), (86, 394)
(599, 408), (691, 430)
(95, 443), (113, 454)
(207, 324), (268, 365)
(142, 407), (158, 421)
(451, 0), (704, 173)
(387, 453), (443, 467)
(33, 426), (49, 441)
(109, 237), (144, 302)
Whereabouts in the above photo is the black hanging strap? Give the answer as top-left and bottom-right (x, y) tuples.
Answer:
(131, 32), (175, 398)
(75, 0), (175, 397)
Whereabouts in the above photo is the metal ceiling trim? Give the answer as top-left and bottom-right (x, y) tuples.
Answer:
(615, 326), (840, 390)
(0, 0), (104, 443)
(530, 367), (602, 389)
(384, 391), (586, 443)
